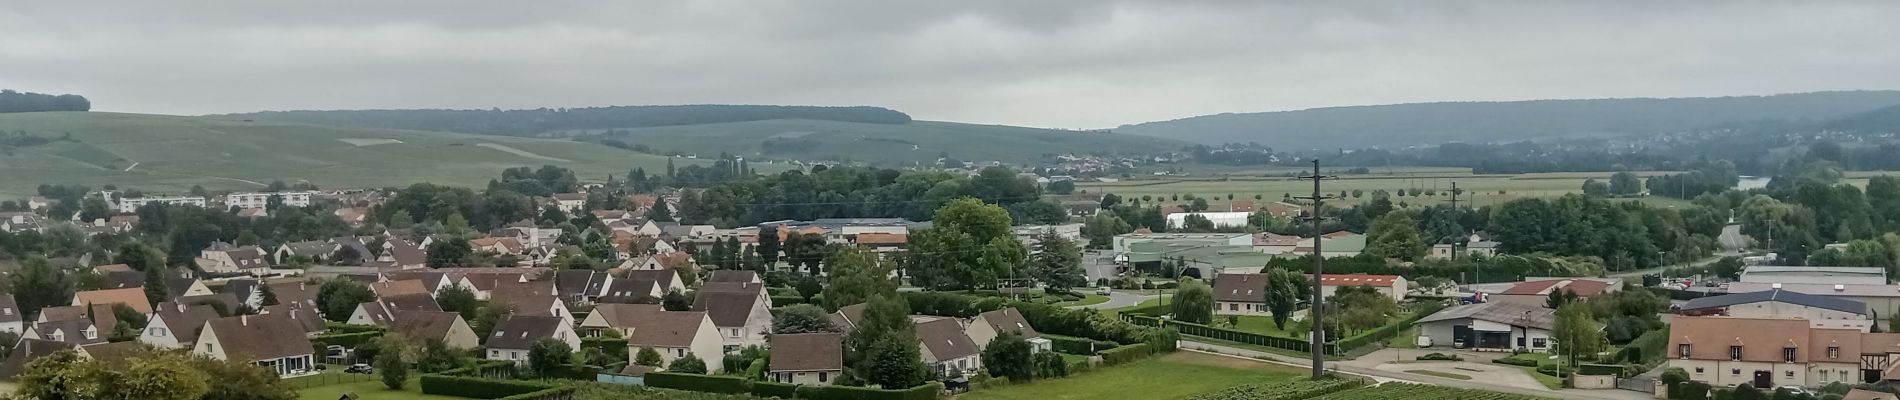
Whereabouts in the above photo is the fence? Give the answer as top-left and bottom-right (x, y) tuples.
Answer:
(596, 372), (644, 386)
(283, 371), (375, 389)
(1616, 376), (1657, 393)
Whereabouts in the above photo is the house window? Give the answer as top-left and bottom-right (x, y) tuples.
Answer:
(1729, 346), (1742, 361)
(730, 328), (740, 337)
(1783, 347), (1796, 363)
(1829, 347), (1840, 359)
(1228, 304), (1237, 311)
(510, 351), (519, 359)
(819, 372), (828, 382)
(490, 350), (499, 358)
(1731, 369), (1740, 375)
(1678, 344), (1691, 359)
(1517, 337), (1525, 347)
(1532, 338), (1547, 348)
(1695, 367), (1704, 374)
(677, 349), (686, 357)
(1785, 370), (1795, 378)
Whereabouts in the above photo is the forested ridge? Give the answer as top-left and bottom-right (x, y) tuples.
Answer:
(1119, 90), (1900, 149)
(0, 90), (90, 113)
(221, 105), (913, 136)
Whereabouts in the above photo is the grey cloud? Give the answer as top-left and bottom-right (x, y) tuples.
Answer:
(1, 1), (1897, 128)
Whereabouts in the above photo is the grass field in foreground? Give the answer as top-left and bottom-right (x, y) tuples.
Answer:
(958, 352), (1302, 400)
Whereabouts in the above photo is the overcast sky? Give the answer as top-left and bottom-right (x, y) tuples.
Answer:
(3, 1), (1898, 129)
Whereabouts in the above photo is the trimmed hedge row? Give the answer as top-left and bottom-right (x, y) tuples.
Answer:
(646, 372), (751, 394)
(1492, 357), (1540, 367)
(771, 295), (811, 306)
(794, 382), (941, 400)
(582, 337), (629, 355)
(1123, 315), (1320, 354)
(418, 374), (560, 398)
(323, 322), (381, 333)
(311, 330), (382, 349)
(1100, 344), (1152, 366)
(495, 387), (577, 400)
(1577, 363), (1623, 376)
(647, 371), (942, 400)
(1045, 334), (1117, 355)
(752, 381), (799, 398)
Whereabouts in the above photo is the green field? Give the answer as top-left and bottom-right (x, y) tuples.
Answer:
(0, 112), (734, 198)
(556, 119), (1190, 166)
(960, 352), (1303, 400)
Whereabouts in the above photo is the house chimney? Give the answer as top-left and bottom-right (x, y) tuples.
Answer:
(240, 315), (249, 326)
(1835, 284), (1846, 292)
(1772, 283), (1783, 289)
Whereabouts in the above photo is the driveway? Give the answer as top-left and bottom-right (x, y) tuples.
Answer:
(1181, 340), (1652, 400)
(1075, 291), (1158, 310)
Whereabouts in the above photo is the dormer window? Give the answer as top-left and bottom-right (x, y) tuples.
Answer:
(1783, 347), (1797, 363)
(1678, 344), (1691, 359)
(1729, 346), (1742, 361)
(1829, 347), (1841, 359)
(83, 328), (96, 340)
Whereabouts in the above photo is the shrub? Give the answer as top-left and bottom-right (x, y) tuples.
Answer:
(1492, 357), (1540, 367)
(1415, 353), (1462, 361)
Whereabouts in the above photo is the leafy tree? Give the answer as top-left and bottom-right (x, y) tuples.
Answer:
(1609, 171), (1643, 196)
(114, 241), (168, 272)
(1553, 302), (1607, 364)
(376, 337), (410, 389)
(414, 338), (468, 373)
(1181, 214), (1216, 232)
(756, 225), (782, 267)
(662, 290), (691, 311)
(435, 285), (479, 321)
(1046, 180), (1075, 195)
(194, 355), (297, 400)
(795, 275), (824, 303)
(1081, 212), (1133, 250)
(824, 246), (895, 310)
(144, 264), (170, 306)
(1332, 285), (1398, 334)
(845, 294), (932, 386)
(1264, 268), (1304, 330)
(1546, 288), (1580, 308)
(1029, 229), (1085, 292)
(426, 239), (473, 268)
(980, 332), (1034, 383)
(772, 304), (840, 334)
(1171, 281), (1213, 324)
(526, 338), (574, 378)
(13, 255), (73, 320)
(1033, 351), (1067, 379)
(646, 200), (674, 222)
(317, 279), (376, 322)
(15, 348), (212, 400)
(1581, 179), (1610, 197)
(1367, 211), (1427, 261)
(471, 304), (508, 343)
(667, 353), (707, 374)
(635, 347), (665, 367)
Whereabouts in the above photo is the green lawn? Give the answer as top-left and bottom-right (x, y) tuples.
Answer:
(297, 377), (464, 400)
(1498, 353), (1567, 390)
(960, 352), (1302, 400)
(1105, 297), (1166, 316)
(1226, 315), (1297, 338)
(1053, 294), (1110, 307)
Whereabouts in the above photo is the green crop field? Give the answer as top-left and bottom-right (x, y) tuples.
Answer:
(552, 119), (1190, 167)
(0, 112), (737, 198)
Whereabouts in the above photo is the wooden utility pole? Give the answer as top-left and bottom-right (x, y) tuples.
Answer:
(1293, 159), (1334, 379)
(1444, 182), (1460, 262)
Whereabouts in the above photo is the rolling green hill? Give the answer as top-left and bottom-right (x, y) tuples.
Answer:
(0, 112), (709, 198)
(557, 119), (1191, 166)
(1116, 90), (1900, 149)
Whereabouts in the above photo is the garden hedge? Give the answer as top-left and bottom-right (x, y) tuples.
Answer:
(495, 387), (577, 400)
(793, 382), (942, 400)
(1100, 343), (1152, 366)
(311, 331), (382, 349)
(750, 381), (799, 398)
(418, 374), (560, 398)
(1492, 357), (1540, 367)
(646, 372), (752, 394)
(1046, 334), (1117, 355)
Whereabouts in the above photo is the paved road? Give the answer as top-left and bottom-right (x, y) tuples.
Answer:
(1076, 291), (1159, 310)
(1180, 340), (1652, 400)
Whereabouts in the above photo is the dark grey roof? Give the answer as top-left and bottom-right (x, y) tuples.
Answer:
(1680, 289), (1868, 315)
(487, 315), (566, 350)
(1416, 301), (1555, 331)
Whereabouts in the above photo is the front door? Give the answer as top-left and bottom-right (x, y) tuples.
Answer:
(1867, 369), (1882, 384)
(1753, 370), (1772, 388)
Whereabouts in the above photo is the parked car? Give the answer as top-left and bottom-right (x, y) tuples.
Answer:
(1096, 286), (1112, 295)
(345, 364), (374, 374)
